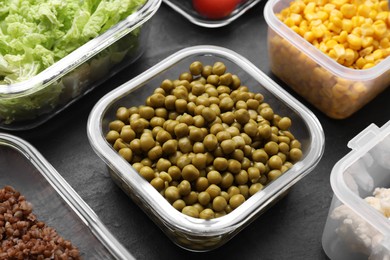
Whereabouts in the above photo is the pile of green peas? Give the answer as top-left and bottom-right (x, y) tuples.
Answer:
(106, 61), (303, 219)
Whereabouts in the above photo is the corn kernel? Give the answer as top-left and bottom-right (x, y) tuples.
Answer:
(373, 49), (383, 60)
(318, 11), (329, 21)
(351, 15), (366, 27)
(352, 82), (367, 95)
(290, 2), (305, 13)
(331, 0), (348, 9)
(339, 30), (348, 43)
(330, 15), (343, 28)
(304, 31), (316, 42)
(365, 53), (375, 62)
(334, 43), (346, 57)
(328, 49), (338, 59)
(362, 36), (374, 48)
(328, 22), (342, 33)
(357, 5), (371, 17)
(347, 34), (362, 49)
(340, 4), (357, 18)
(342, 19), (353, 32)
(359, 46), (374, 56)
(324, 3), (336, 13)
(355, 57), (367, 68)
(345, 48), (356, 62)
(326, 39), (339, 48)
(376, 11), (389, 21)
(304, 2), (316, 14)
(318, 42), (328, 52)
(369, 10), (378, 20)
(379, 1), (389, 11)
(284, 17), (296, 27)
(312, 23), (327, 38)
(362, 62), (375, 69)
(360, 23), (374, 36)
(291, 25), (301, 34)
(373, 20), (387, 39)
(290, 13), (303, 25)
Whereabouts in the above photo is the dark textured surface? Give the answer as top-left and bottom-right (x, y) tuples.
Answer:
(3, 2), (390, 259)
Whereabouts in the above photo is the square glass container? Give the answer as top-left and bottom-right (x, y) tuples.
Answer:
(322, 121), (390, 260)
(162, 0), (262, 28)
(87, 45), (325, 251)
(0, 133), (135, 259)
(0, 0), (161, 131)
(264, 0), (390, 119)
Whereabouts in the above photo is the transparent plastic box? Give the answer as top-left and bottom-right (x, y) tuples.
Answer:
(0, 133), (135, 259)
(322, 121), (390, 260)
(0, 0), (161, 131)
(162, 0), (262, 28)
(263, 0), (390, 119)
(87, 45), (325, 251)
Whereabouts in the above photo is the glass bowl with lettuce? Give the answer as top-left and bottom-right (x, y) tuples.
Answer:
(0, 0), (161, 131)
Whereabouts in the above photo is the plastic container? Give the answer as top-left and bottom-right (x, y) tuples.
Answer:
(322, 121), (390, 260)
(87, 45), (325, 251)
(162, 0), (261, 28)
(0, 133), (135, 259)
(263, 0), (390, 119)
(0, 0), (161, 131)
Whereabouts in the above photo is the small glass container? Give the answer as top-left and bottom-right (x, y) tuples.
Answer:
(87, 45), (325, 251)
(0, 133), (135, 259)
(0, 0), (161, 131)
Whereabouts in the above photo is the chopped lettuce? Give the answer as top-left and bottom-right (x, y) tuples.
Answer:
(0, 0), (146, 84)
(0, 0), (146, 126)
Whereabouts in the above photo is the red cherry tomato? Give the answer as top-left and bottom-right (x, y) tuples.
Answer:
(192, 0), (241, 19)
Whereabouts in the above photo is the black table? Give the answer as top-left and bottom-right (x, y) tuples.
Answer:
(5, 2), (390, 259)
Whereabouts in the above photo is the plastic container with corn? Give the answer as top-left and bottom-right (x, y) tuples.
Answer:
(264, 0), (390, 119)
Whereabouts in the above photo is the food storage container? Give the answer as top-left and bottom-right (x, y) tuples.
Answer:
(263, 0), (390, 119)
(87, 45), (325, 251)
(322, 121), (390, 260)
(162, 0), (262, 28)
(0, 133), (135, 259)
(0, 0), (161, 131)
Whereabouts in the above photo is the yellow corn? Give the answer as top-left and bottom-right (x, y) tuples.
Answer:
(347, 33), (363, 49)
(380, 37), (390, 48)
(304, 31), (316, 42)
(331, 0), (348, 9)
(376, 11), (389, 21)
(373, 20), (387, 39)
(324, 3), (336, 12)
(333, 43), (346, 58)
(355, 57), (367, 68)
(290, 1), (306, 13)
(357, 5), (371, 17)
(340, 4), (357, 18)
(326, 39), (339, 48)
(362, 62), (375, 69)
(344, 48), (356, 65)
(342, 19), (353, 32)
(276, 0), (390, 70)
(361, 23), (374, 36)
(362, 36), (374, 47)
(312, 23), (328, 38)
(379, 1), (389, 11)
(373, 49), (384, 60)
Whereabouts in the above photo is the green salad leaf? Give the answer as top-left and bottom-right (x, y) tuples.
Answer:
(0, 0), (146, 84)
